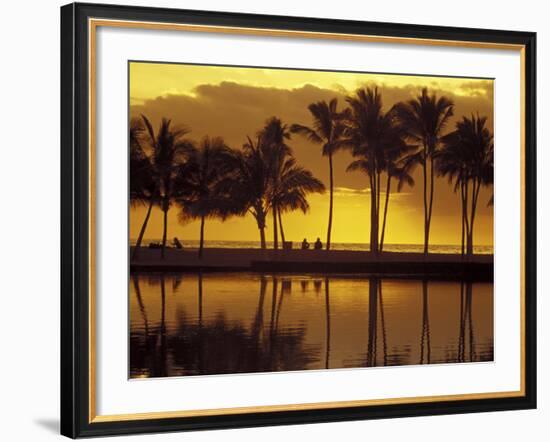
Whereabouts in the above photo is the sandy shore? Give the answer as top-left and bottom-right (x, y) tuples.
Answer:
(130, 247), (493, 279)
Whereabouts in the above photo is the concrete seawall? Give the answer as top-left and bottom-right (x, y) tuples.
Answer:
(130, 247), (493, 281)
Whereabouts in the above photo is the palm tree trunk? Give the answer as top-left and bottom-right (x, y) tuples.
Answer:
(376, 170), (381, 224)
(132, 199), (154, 261)
(256, 211), (267, 249)
(375, 170), (381, 255)
(375, 173), (380, 254)
(426, 156), (435, 255)
(161, 205), (168, 260)
(463, 179), (473, 257)
(369, 174), (378, 254)
(260, 227), (266, 250)
(327, 153), (334, 250)
(422, 148), (429, 255)
(467, 182), (474, 256)
(467, 179), (481, 256)
(278, 208), (286, 245)
(272, 205), (278, 250)
(379, 175), (391, 252)
(460, 181), (466, 257)
(324, 277), (331, 369)
(198, 215), (205, 259)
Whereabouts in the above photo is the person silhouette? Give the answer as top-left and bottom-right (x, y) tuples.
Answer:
(314, 237), (323, 250)
(172, 237), (183, 249)
(301, 238), (310, 250)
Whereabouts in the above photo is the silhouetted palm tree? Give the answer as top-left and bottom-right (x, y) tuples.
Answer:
(228, 135), (272, 249)
(438, 129), (470, 256)
(264, 117), (325, 248)
(395, 88), (454, 254)
(141, 115), (194, 259)
(129, 118), (158, 260)
(260, 117), (292, 250)
(378, 143), (416, 252)
(419, 280), (431, 364)
(344, 87), (409, 254)
(228, 118), (324, 250)
(175, 136), (239, 259)
(291, 99), (347, 250)
(439, 115), (493, 256)
(271, 157), (325, 246)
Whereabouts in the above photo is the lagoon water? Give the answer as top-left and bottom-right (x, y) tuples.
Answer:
(130, 273), (493, 378)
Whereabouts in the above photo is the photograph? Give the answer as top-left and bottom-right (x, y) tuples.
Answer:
(128, 61), (495, 378)
(55, 2), (537, 438)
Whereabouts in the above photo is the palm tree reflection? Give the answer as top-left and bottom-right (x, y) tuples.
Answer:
(419, 280), (431, 364)
(131, 274), (149, 338)
(197, 272), (204, 372)
(269, 276), (278, 353)
(129, 273), (490, 378)
(457, 281), (476, 362)
(130, 273), (318, 377)
(156, 274), (167, 377)
(366, 278), (379, 366)
(250, 275), (267, 344)
(378, 280), (388, 366)
(325, 277), (331, 369)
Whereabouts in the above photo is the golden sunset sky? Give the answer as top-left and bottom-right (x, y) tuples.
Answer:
(129, 61), (494, 247)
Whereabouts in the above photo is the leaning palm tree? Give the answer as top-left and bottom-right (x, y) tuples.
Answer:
(175, 137), (239, 259)
(129, 118), (158, 260)
(140, 115), (194, 259)
(226, 135), (272, 249)
(272, 157), (325, 240)
(439, 115), (493, 256)
(226, 118), (324, 250)
(379, 161), (415, 252)
(290, 99), (347, 250)
(394, 88), (454, 254)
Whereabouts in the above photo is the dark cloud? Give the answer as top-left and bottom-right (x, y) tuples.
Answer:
(131, 80), (493, 222)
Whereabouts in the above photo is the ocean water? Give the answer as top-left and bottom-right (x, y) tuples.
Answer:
(130, 239), (493, 255)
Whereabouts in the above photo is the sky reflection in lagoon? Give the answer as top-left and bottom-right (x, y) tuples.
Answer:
(130, 273), (493, 378)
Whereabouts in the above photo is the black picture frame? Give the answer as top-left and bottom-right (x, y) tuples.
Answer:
(61, 2), (537, 438)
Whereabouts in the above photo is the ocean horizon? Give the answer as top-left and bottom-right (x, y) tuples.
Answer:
(130, 239), (493, 255)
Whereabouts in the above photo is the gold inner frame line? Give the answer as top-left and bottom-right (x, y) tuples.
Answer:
(88, 17), (527, 424)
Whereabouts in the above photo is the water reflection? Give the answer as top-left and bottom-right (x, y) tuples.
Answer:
(130, 273), (493, 378)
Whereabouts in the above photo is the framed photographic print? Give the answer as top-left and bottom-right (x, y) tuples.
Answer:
(60, 2), (537, 438)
